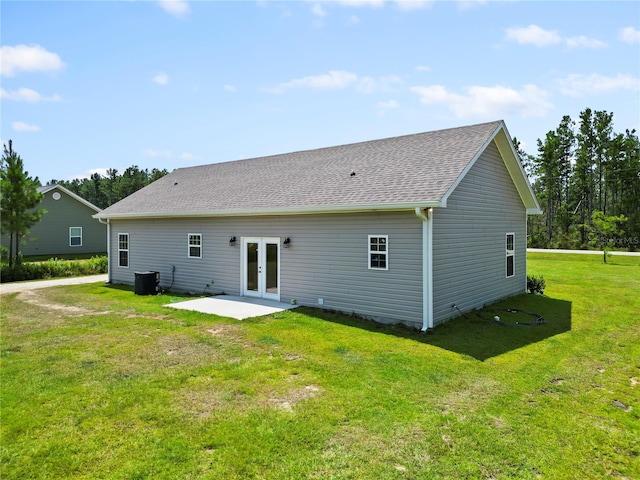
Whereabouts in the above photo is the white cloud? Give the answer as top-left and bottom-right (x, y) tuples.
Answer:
(143, 148), (172, 158)
(157, 0), (190, 18)
(556, 73), (640, 97)
(506, 25), (605, 49)
(457, 0), (489, 10)
(395, 0), (433, 10)
(179, 153), (200, 162)
(336, 0), (384, 7)
(13, 121), (41, 132)
(266, 70), (359, 94)
(565, 35), (606, 49)
(224, 84), (237, 92)
(505, 25), (562, 47)
(411, 83), (553, 118)
(265, 70), (401, 94)
(415, 65), (431, 72)
(347, 15), (360, 25)
(619, 26), (640, 45)
(356, 74), (402, 93)
(1, 87), (61, 102)
(335, 0), (433, 9)
(312, 3), (327, 17)
(152, 72), (169, 85)
(0, 44), (65, 77)
(377, 99), (399, 109)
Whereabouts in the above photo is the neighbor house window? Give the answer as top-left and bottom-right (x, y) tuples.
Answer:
(368, 235), (388, 270)
(69, 227), (82, 247)
(188, 233), (202, 258)
(506, 233), (515, 278)
(118, 233), (129, 268)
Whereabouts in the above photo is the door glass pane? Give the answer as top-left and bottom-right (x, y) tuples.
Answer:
(247, 242), (258, 292)
(265, 242), (278, 294)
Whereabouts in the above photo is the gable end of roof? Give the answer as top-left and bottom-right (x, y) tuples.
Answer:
(40, 184), (103, 213)
(440, 121), (541, 214)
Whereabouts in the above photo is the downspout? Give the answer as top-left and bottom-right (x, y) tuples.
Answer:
(98, 218), (111, 283)
(414, 207), (433, 331)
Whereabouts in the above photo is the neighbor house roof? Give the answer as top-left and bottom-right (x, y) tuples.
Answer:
(40, 184), (102, 213)
(95, 120), (541, 219)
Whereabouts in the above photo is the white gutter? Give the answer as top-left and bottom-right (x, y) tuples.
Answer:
(414, 207), (434, 331)
(93, 200), (444, 221)
(97, 218), (111, 283)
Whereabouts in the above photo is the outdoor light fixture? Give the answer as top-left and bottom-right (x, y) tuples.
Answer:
(229, 236), (236, 246)
(283, 237), (291, 248)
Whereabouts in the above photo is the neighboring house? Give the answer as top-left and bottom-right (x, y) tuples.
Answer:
(95, 120), (541, 329)
(1, 184), (107, 257)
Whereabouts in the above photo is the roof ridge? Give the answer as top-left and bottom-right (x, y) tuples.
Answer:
(174, 119), (504, 173)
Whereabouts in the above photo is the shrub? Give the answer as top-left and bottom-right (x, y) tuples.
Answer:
(0, 255), (107, 283)
(527, 274), (546, 295)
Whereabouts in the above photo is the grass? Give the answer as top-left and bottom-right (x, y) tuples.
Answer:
(1, 253), (638, 479)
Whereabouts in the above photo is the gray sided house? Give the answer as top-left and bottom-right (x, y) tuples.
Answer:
(95, 121), (540, 330)
(1, 184), (107, 257)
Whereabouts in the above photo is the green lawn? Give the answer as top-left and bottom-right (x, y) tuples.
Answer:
(1, 253), (638, 479)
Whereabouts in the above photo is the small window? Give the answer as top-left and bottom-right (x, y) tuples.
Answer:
(368, 235), (388, 270)
(188, 233), (202, 258)
(118, 233), (129, 268)
(69, 227), (82, 247)
(506, 233), (515, 278)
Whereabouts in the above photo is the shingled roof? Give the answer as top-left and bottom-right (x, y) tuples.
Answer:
(96, 120), (539, 219)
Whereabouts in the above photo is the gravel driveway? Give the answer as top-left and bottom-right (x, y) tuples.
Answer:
(0, 274), (108, 295)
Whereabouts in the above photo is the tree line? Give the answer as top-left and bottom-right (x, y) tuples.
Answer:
(49, 166), (169, 210)
(518, 108), (640, 252)
(3, 107), (639, 268)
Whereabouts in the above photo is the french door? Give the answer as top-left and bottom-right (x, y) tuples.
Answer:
(242, 237), (280, 301)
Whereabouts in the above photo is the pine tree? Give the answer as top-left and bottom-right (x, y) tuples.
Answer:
(0, 141), (46, 267)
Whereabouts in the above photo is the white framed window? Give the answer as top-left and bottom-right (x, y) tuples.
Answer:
(506, 233), (515, 278)
(118, 233), (129, 268)
(188, 233), (202, 258)
(69, 227), (82, 247)
(368, 235), (388, 270)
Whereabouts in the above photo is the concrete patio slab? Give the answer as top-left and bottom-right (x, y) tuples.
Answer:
(165, 295), (299, 320)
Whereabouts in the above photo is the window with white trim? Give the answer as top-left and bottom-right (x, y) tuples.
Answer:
(118, 233), (129, 268)
(506, 233), (515, 278)
(188, 233), (202, 258)
(368, 235), (388, 270)
(69, 227), (82, 247)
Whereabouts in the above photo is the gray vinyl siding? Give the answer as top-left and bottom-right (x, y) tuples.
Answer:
(109, 211), (424, 327)
(2, 189), (106, 256)
(431, 140), (527, 325)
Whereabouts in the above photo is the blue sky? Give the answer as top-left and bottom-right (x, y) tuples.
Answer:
(1, 0), (639, 184)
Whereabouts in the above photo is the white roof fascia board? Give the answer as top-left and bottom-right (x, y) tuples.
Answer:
(42, 184), (103, 213)
(492, 123), (542, 215)
(93, 200), (445, 220)
(496, 124), (542, 215)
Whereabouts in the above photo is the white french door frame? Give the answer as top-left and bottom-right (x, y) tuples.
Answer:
(241, 237), (281, 301)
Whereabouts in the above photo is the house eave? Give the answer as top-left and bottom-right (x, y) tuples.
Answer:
(93, 201), (445, 220)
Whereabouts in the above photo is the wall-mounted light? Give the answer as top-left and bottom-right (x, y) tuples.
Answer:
(283, 237), (291, 248)
(229, 236), (237, 246)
